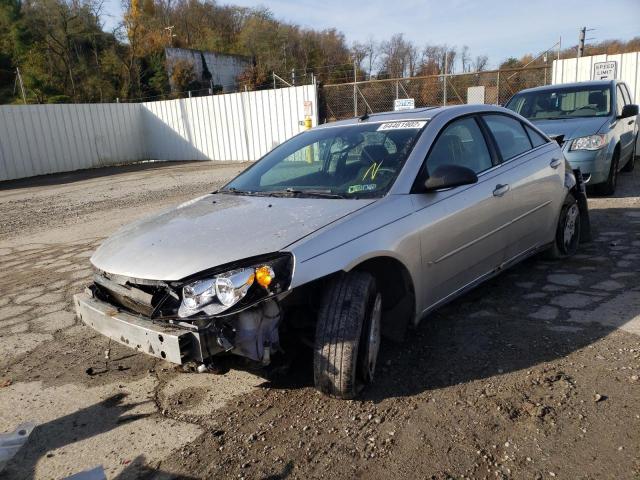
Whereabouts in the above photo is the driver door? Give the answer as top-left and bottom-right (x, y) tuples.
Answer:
(411, 116), (513, 312)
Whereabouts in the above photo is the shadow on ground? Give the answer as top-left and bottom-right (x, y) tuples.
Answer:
(4, 393), (150, 479)
(256, 204), (639, 401)
(0, 161), (206, 192)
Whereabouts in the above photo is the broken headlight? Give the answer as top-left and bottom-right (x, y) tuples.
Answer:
(177, 254), (293, 318)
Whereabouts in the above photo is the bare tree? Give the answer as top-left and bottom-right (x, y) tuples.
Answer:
(363, 37), (378, 79)
(473, 54), (489, 72)
(380, 33), (415, 78)
(351, 41), (367, 68)
(406, 43), (420, 77)
(460, 45), (471, 73)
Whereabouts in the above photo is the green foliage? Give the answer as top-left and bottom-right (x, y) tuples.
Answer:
(1, 0), (638, 105)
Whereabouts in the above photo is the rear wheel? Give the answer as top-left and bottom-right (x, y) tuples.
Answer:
(547, 193), (581, 259)
(595, 148), (619, 195)
(314, 271), (381, 399)
(621, 135), (637, 172)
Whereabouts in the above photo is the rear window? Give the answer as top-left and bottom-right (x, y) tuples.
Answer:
(525, 125), (548, 147)
(483, 115), (532, 161)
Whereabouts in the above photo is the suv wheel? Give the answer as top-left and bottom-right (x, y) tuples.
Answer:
(547, 193), (581, 259)
(595, 148), (619, 195)
(314, 271), (381, 399)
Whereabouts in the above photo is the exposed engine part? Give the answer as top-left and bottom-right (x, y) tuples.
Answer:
(231, 299), (280, 364)
(196, 364), (209, 373)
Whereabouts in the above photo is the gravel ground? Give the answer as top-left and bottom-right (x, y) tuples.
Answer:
(0, 160), (638, 479)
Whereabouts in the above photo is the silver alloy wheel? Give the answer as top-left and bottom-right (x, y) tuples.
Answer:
(564, 203), (579, 250)
(364, 293), (382, 381)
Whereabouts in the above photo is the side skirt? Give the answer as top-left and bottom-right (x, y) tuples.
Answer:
(416, 242), (552, 323)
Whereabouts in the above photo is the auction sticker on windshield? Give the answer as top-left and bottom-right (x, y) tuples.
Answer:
(378, 121), (427, 131)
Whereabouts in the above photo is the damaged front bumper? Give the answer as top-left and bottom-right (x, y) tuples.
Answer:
(73, 289), (281, 366)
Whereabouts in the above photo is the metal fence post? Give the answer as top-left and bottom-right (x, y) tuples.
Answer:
(443, 51), (448, 106)
(496, 71), (500, 105)
(353, 60), (358, 117)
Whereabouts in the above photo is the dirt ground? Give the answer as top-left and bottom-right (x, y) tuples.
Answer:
(0, 160), (638, 480)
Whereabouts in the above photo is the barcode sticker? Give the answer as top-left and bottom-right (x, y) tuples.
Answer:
(377, 121), (427, 131)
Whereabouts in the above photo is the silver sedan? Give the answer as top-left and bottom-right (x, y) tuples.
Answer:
(75, 105), (590, 399)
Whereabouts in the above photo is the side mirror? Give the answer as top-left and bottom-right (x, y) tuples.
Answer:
(620, 104), (639, 119)
(424, 164), (478, 192)
(549, 134), (565, 146)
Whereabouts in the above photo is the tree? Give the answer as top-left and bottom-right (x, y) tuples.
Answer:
(473, 55), (488, 72)
(461, 45), (471, 73)
(379, 34), (415, 78)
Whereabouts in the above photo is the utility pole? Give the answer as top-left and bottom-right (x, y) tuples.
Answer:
(558, 36), (562, 63)
(577, 27), (586, 57)
(16, 68), (26, 104)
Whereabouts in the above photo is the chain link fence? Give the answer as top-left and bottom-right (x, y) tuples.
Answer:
(322, 66), (552, 121)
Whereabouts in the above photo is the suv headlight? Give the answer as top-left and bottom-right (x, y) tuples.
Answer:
(570, 134), (607, 151)
(177, 254), (292, 318)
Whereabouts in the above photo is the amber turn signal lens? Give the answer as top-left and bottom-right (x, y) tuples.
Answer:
(255, 265), (275, 288)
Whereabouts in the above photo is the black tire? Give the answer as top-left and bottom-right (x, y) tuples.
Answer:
(595, 148), (619, 196)
(547, 193), (581, 259)
(621, 135), (637, 172)
(314, 271), (382, 399)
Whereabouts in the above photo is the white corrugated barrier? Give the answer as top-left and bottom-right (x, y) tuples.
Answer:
(0, 84), (317, 181)
(0, 103), (145, 180)
(552, 52), (640, 102)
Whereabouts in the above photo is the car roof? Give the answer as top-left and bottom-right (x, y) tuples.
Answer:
(315, 104), (509, 129)
(515, 80), (617, 95)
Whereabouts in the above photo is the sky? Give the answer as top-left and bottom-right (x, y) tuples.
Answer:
(102, 0), (640, 69)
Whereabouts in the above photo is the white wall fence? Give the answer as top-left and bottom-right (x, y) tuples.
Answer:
(552, 52), (640, 102)
(0, 84), (317, 182)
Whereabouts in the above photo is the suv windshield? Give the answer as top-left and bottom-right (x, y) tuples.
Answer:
(221, 121), (426, 199)
(506, 86), (611, 120)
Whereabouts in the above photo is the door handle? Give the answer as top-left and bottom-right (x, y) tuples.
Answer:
(493, 184), (510, 197)
(550, 158), (562, 169)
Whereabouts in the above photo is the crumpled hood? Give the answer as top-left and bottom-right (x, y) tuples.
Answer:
(91, 193), (374, 281)
(531, 116), (610, 141)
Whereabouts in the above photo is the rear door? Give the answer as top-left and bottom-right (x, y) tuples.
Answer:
(411, 115), (512, 311)
(480, 113), (565, 262)
(618, 83), (636, 162)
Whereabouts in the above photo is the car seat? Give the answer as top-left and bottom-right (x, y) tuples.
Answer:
(588, 91), (606, 111)
(352, 145), (390, 181)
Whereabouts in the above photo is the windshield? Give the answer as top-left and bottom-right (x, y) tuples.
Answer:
(506, 86), (611, 120)
(221, 121), (426, 199)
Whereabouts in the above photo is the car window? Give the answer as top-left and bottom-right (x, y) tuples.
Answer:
(525, 125), (548, 148)
(483, 115), (532, 161)
(426, 117), (493, 175)
(621, 84), (632, 105)
(224, 121), (425, 198)
(616, 86), (626, 116)
(506, 86), (612, 119)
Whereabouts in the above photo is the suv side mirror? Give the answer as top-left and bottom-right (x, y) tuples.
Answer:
(424, 164), (478, 192)
(620, 104), (639, 119)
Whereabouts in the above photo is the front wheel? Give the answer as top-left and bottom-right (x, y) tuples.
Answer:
(314, 271), (381, 399)
(547, 193), (581, 259)
(595, 149), (619, 195)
